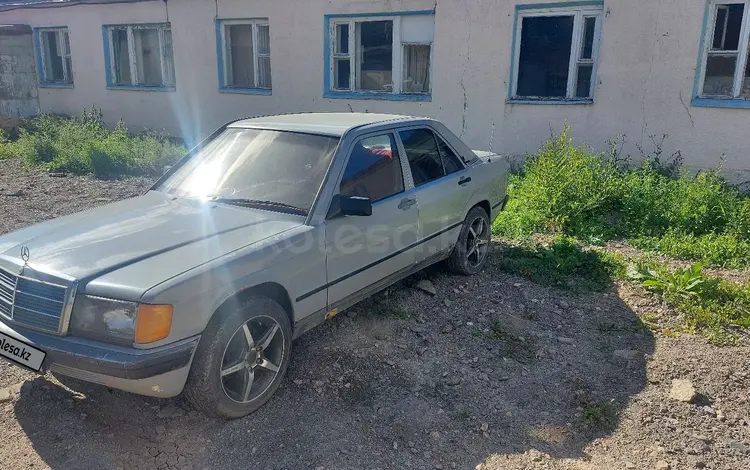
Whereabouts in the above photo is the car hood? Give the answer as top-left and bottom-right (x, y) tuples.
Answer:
(0, 191), (303, 281)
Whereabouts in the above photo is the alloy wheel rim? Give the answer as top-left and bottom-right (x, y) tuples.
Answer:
(219, 315), (284, 404)
(466, 216), (489, 268)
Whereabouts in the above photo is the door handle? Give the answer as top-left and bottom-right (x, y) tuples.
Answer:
(398, 197), (416, 210)
(458, 176), (472, 186)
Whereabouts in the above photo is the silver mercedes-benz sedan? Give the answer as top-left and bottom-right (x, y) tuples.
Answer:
(0, 113), (509, 418)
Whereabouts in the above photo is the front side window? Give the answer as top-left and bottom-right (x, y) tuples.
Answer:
(340, 134), (404, 202)
(329, 13), (434, 96)
(400, 128), (462, 186)
(37, 28), (73, 84)
(698, 2), (750, 99)
(511, 4), (603, 101)
(218, 19), (272, 90)
(156, 128), (339, 214)
(107, 24), (175, 88)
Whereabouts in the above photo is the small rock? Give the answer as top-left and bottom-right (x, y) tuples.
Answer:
(375, 331), (388, 340)
(728, 440), (750, 454)
(442, 324), (454, 334)
(624, 463), (636, 469)
(557, 300), (570, 310)
(557, 337), (574, 344)
(716, 409), (725, 421)
(702, 406), (716, 417)
(345, 310), (358, 319)
(429, 431), (440, 440)
(669, 379), (697, 403)
(613, 349), (639, 361)
(443, 299), (452, 307)
(445, 376), (461, 386)
(293, 379), (303, 385)
(655, 461), (670, 470)
(0, 388), (12, 403)
(480, 422), (489, 432)
(416, 279), (437, 296)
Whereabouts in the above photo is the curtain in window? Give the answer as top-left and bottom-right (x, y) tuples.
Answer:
(403, 44), (430, 94)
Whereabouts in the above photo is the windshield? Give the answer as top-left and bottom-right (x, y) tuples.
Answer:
(155, 128), (340, 213)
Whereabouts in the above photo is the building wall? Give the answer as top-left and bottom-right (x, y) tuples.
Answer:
(0, 25), (38, 118)
(1, 0), (748, 180)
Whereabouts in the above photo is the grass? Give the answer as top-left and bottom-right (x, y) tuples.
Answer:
(0, 107), (186, 178)
(498, 236), (627, 293)
(581, 401), (619, 430)
(493, 125), (750, 269)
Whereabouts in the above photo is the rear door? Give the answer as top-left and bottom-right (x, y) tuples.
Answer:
(397, 127), (471, 262)
(324, 132), (419, 308)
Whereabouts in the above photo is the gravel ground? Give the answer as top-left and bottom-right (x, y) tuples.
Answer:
(0, 158), (748, 470)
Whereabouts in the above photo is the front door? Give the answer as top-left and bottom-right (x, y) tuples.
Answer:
(325, 132), (419, 307)
(398, 127), (470, 262)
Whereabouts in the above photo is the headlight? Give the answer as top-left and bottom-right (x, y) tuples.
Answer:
(70, 295), (137, 346)
(70, 296), (173, 346)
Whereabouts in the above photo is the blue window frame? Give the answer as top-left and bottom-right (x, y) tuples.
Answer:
(323, 10), (435, 101)
(102, 23), (176, 91)
(33, 27), (73, 88)
(215, 18), (272, 95)
(508, 1), (604, 105)
(693, 0), (750, 109)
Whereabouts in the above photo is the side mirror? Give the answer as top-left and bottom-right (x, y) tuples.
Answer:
(327, 194), (372, 218)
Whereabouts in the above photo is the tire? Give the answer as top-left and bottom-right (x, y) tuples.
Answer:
(184, 296), (292, 419)
(446, 206), (491, 275)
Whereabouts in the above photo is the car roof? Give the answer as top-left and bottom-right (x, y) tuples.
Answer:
(228, 113), (416, 137)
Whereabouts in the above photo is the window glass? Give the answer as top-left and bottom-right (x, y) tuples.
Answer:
(703, 4), (745, 96)
(399, 129), (445, 186)
(356, 20), (393, 91)
(112, 29), (131, 85)
(157, 129), (339, 212)
(581, 17), (596, 59)
(403, 44), (431, 93)
(436, 136), (463, 175)
(257, 25), (272, 88)
(340, 134), (403, 202)
(227, 25), (254, 88)
(133, 28), (162, 86)
(41, 31), (64, 81)
(517, 16), (574, 98)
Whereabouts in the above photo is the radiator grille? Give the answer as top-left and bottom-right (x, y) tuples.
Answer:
(0, 266), (67, 334)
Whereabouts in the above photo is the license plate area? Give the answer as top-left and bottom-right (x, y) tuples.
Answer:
(0, 332), (46, 372)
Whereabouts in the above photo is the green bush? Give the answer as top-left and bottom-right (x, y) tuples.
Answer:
(0, 107), (186, 177)
(493, 125), (621, 239)
(493, 126), (750, 268)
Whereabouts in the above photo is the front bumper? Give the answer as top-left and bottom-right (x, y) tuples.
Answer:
(0, 319), (199, 397)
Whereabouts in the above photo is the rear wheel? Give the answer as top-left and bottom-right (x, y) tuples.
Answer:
(184, 296), (292, 419)
(446, 206), (491, 275)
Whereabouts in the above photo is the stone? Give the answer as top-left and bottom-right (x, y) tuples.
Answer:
(624, 463), (636, 469)
(613, 349), (639, 361)
(445, 376), (461, 386)
(669, 379), (697, 403)
(415, 279), (437, 296)
(429, 431), (440, 440)
(443, 299), (452, 307)
(557, 300), (570, 310)
(442, 324), (454, 334)
(557, 337), (574, 344)
(0, 388), (12, 403)
(655, 461), (670, 470)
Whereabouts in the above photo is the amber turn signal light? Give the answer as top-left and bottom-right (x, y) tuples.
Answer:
(135, 304), (173, 344)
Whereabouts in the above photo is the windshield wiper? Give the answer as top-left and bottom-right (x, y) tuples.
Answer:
(210, 198), (308, 216)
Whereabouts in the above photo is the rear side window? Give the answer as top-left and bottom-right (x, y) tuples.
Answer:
(436, 136), (463, 175)
(399, 128), (443, 186)
(400, 128), (463, 186)
(340, 134), (404, 202)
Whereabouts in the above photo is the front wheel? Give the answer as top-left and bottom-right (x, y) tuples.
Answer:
(446, 206), (491, 275)
(184, 296), (292, 419)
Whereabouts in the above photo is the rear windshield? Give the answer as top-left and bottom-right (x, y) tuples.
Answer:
(155, 128), (340, 212)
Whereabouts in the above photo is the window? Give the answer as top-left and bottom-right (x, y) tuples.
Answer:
(105, 23), (175, 89)
(217, 19), (272, 92)
(399, 129), (462, 186)
(697, 2), (750, 99)
(340, 134), (404, 202)
(36, 28), (73, 85)
(327, 13), (434, 99)
(510, 4), (603, 102)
